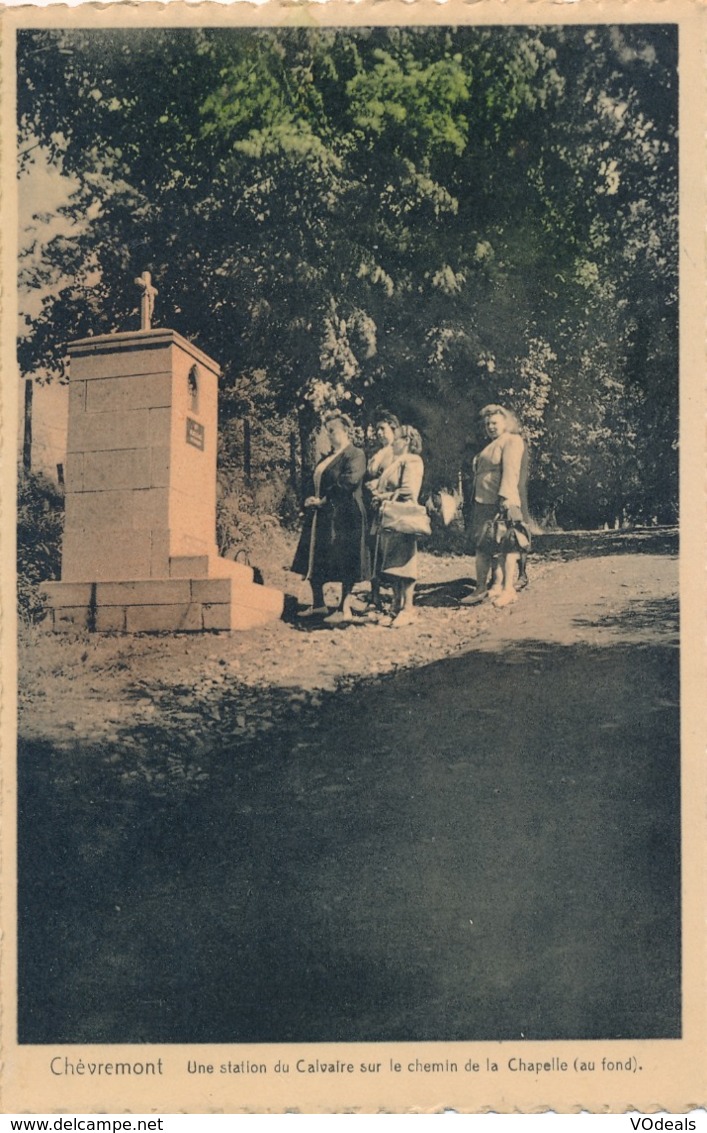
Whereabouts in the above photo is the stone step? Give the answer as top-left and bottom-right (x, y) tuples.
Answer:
(40, 574), (284, 633)
(202, 579), (285, 631)
(208, 557), (257, 584)
(168, 554), (254, 583)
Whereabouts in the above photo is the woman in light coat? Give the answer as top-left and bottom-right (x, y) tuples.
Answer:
(370, 425), (424, 628)
(462, 404), (528, 608)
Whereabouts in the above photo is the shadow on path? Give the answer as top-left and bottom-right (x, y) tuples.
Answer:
(532, 527), (678, 561)
(574, 595), (679, 635)
(19, 632), (680, 1044)
(415, 577), (476, 607)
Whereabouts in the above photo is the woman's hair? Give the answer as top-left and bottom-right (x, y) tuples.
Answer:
(479, 403), (522, 435)
(373, 409), (400, 431)
(398, 424), (423, 455)
(323, 410), (355, 436)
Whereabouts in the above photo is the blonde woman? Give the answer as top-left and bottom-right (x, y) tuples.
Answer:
(461, 404), (528, 609)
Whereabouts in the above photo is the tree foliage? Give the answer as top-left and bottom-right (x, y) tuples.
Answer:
(17, 470), (64, 621)
(18, 24), (678, 526)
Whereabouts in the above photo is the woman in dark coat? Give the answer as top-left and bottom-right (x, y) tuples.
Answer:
(292, 412), (370, 623)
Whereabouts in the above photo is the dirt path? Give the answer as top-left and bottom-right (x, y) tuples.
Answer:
(19, 533), (678, 749)
(18, 533), (680, 1044)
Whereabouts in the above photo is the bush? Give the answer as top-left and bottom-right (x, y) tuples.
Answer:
(17, 469), (64, 622)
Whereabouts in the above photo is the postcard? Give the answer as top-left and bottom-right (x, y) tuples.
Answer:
(2, 0), (706, 1113)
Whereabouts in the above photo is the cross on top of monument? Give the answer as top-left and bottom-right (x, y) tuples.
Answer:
(134, 270), (158, 331)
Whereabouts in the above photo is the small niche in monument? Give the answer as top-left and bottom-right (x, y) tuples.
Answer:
(188, 364), (200, 412)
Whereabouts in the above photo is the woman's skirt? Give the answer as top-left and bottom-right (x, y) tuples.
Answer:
(469, 502), (498, 554)
(376, 529), (418, 580)
(292, 503), (370, 583)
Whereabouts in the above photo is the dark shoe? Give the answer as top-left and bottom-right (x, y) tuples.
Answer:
(390, 608), (417, 628)
(459, 590), (488, 607)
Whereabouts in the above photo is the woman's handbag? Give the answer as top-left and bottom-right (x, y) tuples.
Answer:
(379, 498), (432, 537)
(485, 509), (531, 553)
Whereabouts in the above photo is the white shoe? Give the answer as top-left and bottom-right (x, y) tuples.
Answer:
(492, 590), (518, 608)
(341, 597), (360, 620)
(323, 608), (354, 625)
(296, 605), (328, 619)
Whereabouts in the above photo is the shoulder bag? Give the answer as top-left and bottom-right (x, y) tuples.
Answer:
(379, 461), (431, 537)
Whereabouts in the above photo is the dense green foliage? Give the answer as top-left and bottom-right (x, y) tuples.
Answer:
(18, 25), (678, 526)
(17, 470), (64, 620)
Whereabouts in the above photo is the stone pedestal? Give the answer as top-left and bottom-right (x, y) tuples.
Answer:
(41, 328), (284, 632)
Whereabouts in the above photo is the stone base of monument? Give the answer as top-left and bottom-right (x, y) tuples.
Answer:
(40, 555), (284, 633)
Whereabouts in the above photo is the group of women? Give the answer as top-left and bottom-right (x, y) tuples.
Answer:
(291, 404), (530, 627)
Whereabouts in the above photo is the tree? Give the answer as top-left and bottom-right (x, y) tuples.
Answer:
(17, 24), (678, 525)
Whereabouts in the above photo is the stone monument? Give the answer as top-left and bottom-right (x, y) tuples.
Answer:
(40, 277), (284, 632)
